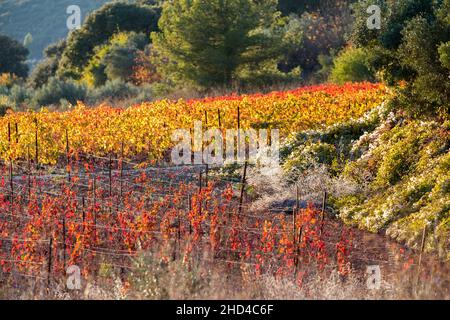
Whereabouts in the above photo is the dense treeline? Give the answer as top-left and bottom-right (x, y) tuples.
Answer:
(0, 0), (449, 119)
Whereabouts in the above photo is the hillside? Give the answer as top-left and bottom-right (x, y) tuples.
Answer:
(0, 0), (111, 63)
(0, 83), (448, 299)
(0, 0), (448, 300)
(282, 104), (450, 260)
(0, 83), (448, 260)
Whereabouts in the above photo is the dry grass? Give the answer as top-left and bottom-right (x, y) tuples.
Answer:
(1, 252), (447, 300)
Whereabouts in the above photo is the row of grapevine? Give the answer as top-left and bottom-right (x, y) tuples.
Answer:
(0, 83), (388, 165)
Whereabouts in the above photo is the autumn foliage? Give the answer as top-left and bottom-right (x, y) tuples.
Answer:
(0, 82), (384, 287)
(0, 158), (353, 283)
(0, 83), (388, 164)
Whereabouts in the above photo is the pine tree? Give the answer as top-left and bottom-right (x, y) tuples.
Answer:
(151, 0), (286, 88)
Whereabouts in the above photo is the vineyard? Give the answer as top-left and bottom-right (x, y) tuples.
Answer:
(0, 157), (351, 286)
(2, 153), (441, 298)
(0, 83), (447, 299)
(0, 83), (387, 164)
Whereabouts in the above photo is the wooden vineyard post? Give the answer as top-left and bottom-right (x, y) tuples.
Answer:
(177, 209), (181, 258)
(81, 195), (86, 271)
(66, 129), (71, 183)
(188, 194), (192, 235)
(293, 185), (300, 275)
(34, 118), (39, 170)
(82, 196), (86, 233)
(109, 154), (112, 198)
(203, 111), (209, 186)
(320, 191), (327, 236)
(237, 105), (241, 166)
(416, 225), (427, 294)
(62, 217), (67, 271)
(15, 123), (18, 143)
(120, 141), (124, 200)
(294, 185), (300, 230)
(295, 225), (303, 276)
(238, 161), (248, 216)
(109, 153), (113, 214)
(93, 176), (96, 209)
(92, 176), (97, 240)
(47, 238), (53, 287)
(7, 123), (13, 216)
(293, 186), (298, 260)
(27, 147), (31, 201)
(9, 160), (13, 216)
(198, 172), (203, 217)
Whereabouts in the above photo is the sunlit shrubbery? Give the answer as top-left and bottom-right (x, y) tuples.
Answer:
(338, 119), (449, 258)
(282, 102), (448, 258)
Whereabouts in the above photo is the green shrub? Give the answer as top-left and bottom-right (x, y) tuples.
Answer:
(152, 0), (290, 88)
(283, 109), (449, 257)
(0, 85), (9, 96)
(277, 2), (355, 81)
(351, 0), (450, 118)
(28, 40), (66, 89)
(337, 119), (449, 256)
(0, 34), (29, 78)
(87, 80), (147, 104)
(374, 137), (418, 187)
(329, 47), (375, 84)
(31, 77), (87, 107)
(315, 53), (334, 81)
(282, 107), (381, 173)
(0, 84), (33, 111)
(439, 41), (450, 69)
(0, 96), (12, 116)
(8, 85), (32, 108)
(127, 84), (154, 105)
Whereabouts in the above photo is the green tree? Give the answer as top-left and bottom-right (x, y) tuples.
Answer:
(151, 0), (290, 88)
(0, 33), (29, 78)
(28, 40), (67, 89)
(82, 32), (150, 87)
(277, 0), (355, 80)
(58, 2), (160, 79)
(351, 0), (450, 118)
(103, 46), (139, 82)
